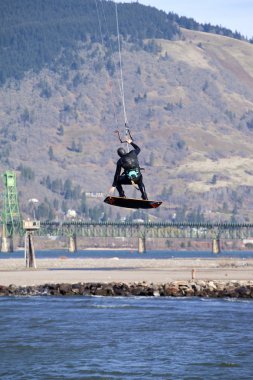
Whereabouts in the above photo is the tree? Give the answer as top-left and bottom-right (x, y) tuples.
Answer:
(53, 199), (59, 210)
(48, 146), (54, 160)
(77, 140), (83, 153)
(210, 175), (217, 185)
(63, 179), (72, 199)
(78, 197), (87, 215)
(0, 0), (245, 87)
(18, 164), (35, 182)
(45, 175), (51, 189)
(51, 179), (63, 194)
(61, 200), (68, 214)
(36, 200), (55, 220)
(38, 80), (52, 98)
(57, 125), (64, 136)
(20, 108), (31, 126)
(71, 140), (77, 152)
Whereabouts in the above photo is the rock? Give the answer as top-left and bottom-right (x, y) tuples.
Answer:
(164, 283), (180, 296)
(191, 283), (202, 294)
(235, 286), (251, 297)
(0, 285), (9, 296)
(112, 282), (129, 296)
(1, 281), (253, 298)
(215, 281), (226, 291)
(95, 285), (115, 296)
(8, 284), (17, 294)
(59, 283), (72, 295)
(184, 287), (195, 296)
(208, 281), (217, 290)
(196, 280), (206, 287)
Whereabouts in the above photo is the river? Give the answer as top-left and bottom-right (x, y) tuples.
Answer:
(0, 296), (253, 379)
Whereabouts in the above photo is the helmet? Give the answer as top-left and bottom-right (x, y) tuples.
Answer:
(117, 147), (126, 157)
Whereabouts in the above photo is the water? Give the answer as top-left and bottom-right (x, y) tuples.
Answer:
(1, 249), (253, 259)
(1, 297), (253, 379)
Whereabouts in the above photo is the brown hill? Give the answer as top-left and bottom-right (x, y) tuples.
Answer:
(1, 29), (253, 222)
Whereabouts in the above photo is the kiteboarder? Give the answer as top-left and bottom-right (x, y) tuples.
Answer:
(109, 138), (148, 200)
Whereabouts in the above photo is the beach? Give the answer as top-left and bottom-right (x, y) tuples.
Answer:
(1, 256), (253, 286)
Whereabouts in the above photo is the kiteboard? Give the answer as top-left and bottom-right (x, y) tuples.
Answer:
(104, 196), (162, 209)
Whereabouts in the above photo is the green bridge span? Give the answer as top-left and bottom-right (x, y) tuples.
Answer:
(37, 221), (253, 240)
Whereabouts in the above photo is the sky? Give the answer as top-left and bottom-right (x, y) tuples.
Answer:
(116, 0), (253, 39)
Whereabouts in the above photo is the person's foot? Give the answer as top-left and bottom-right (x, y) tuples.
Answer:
(142, 194), (148, 200)
(119, 193), (126, 198)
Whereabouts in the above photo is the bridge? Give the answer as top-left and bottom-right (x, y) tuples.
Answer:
(38, 221), (253, 241)
(2, 220), (253, 268)
(37, 221), (253, 254)
(2, 171), (253, 268)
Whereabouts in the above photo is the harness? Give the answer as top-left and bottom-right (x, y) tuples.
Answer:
(125, 168), (141, 182)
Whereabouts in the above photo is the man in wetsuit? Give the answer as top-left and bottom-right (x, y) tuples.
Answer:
(109, 138), (148, 200)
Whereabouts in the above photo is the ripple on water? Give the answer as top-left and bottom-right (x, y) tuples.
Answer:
(0, 297), (253, 379)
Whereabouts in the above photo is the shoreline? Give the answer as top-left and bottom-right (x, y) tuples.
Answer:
(5, 247), (253, 252)
(1, 280), (253, 298)
(1, 257), (253, 291)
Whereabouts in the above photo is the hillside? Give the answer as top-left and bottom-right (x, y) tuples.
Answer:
(1, 5), (253, 222)
(0, 0), (179, 85)
(0, 0), (247, 86)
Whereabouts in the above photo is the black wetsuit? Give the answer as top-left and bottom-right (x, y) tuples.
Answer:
(112, 142), (148, 200)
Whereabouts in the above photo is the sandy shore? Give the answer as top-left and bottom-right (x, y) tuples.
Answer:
(1, 257), (253, 286)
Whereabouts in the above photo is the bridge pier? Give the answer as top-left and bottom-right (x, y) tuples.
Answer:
(1, 225), (14, 253)
(1, 236), (14, 253)
(212, 238), (221, 254)
(69, 234), (77, 253)
(138, 236), (146, 254)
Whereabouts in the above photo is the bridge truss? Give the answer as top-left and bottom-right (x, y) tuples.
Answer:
(2, 171), (21, 237)
(37, 222), (253, 240)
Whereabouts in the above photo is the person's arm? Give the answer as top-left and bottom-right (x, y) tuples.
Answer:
(126, 138), (140, 155)
(109, 165), (120, 194)
(109, 186), (115, 195)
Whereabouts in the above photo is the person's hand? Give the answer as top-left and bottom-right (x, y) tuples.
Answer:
(109, 186), (116, 195)
(126, 138), (132, 144)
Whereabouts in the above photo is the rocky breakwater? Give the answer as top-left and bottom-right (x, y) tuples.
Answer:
(1, 280), (253, 298)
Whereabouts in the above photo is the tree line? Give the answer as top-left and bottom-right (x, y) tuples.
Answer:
(0, 0), (178, 85)
(0, 0), (248, 86)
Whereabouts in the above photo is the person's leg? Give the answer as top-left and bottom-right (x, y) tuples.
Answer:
(137, 176), (148, 200)
(116, 182), (125, 197)
(116, 175), (131, 197)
